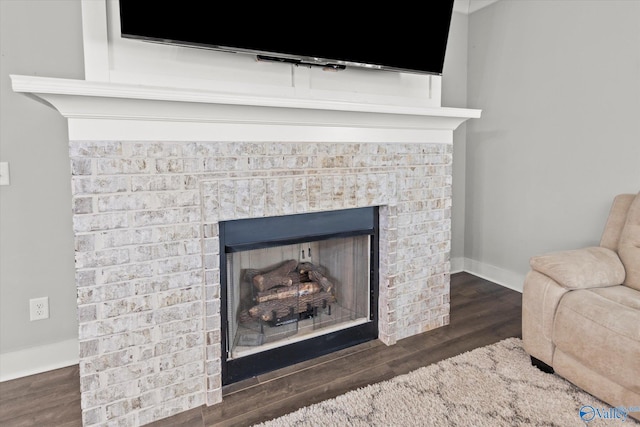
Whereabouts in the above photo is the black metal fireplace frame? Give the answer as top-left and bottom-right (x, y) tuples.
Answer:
(219, 207), (380, 385)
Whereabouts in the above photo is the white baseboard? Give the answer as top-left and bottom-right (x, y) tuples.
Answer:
(0, 339), (78, 382)
(451, 257), (525, 293)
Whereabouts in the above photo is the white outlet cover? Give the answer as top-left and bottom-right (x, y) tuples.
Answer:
(29, 297), (49, 321)
(0, 162), (9, 186)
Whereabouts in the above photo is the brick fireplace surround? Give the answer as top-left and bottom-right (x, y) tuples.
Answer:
(12, 74), (479, 426)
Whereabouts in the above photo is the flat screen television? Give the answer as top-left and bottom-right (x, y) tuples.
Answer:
(118, 1), (455, 75)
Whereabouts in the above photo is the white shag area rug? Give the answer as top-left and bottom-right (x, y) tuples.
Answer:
(255, 338), (639, 426)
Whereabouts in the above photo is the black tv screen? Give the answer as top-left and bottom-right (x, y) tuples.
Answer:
(118, 1), (455, 75)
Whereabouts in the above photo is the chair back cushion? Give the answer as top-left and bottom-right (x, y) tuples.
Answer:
(618, 192), (640, 291)
(601, 193), (636, 251)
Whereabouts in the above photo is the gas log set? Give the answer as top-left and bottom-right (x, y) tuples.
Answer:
(243, 260), (337, 326)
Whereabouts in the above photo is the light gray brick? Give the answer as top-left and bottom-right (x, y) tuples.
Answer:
(69, 141), (123, 158)
(73, 197), (94, 214)
(101, 295), (153, 319)
(73, 176), (129, 195)
(78, 305), (97, 323)
(70, 158), (93, 175)
(97, 158), (150, 175)
(99, 228), (154, 249)
(100, 262), (154, 284)
(75, 248), (129, 269)
(97, 194), (152, 212)
(73, 212), (128, 233)
(131, 175), (182, 192)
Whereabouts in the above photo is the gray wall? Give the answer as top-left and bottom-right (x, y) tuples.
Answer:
(0, 0), (83, 353)
(465, 0), (640, 281)
(443, 11), (469, 264)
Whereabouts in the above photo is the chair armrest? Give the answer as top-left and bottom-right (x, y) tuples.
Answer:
(529, 246), (625, 290)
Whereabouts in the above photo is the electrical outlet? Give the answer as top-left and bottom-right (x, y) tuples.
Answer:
(0, 162), (9, 186)
(29, 297), (49, 321)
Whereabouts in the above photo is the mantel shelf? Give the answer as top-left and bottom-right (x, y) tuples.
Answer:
(11, 75), (481, 143)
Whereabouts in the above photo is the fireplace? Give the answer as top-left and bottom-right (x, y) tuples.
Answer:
(220, 208), (379, 384)
(11, 73), (479, 426)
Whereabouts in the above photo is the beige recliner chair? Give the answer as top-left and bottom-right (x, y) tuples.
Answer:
(523, 192), (640, 421)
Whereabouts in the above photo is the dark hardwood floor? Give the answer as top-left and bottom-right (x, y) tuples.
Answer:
(0, 272), (522, 427)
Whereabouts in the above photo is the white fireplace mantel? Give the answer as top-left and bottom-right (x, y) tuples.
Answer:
(11, 75), (480, 143)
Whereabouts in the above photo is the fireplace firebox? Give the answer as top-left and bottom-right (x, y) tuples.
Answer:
(220, 207), (379, 385)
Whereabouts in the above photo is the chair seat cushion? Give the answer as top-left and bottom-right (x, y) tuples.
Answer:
(553, 286), (640, 393)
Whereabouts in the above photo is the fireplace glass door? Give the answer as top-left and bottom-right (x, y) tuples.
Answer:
(220, 208), (378, 384)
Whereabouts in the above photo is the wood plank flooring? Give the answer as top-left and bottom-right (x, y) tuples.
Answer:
(0, 272), (522, 427)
